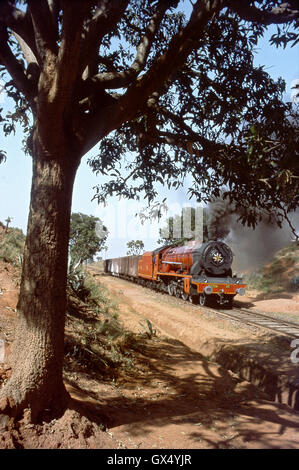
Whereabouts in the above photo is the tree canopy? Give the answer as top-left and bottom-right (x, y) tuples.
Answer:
(126, 239), (145, 255)
(69, 212), (108, 265)
(0, 0), (298, 229)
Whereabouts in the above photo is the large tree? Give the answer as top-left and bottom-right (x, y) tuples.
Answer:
(0, 0), (298, 421)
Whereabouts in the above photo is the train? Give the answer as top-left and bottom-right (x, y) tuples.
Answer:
(104, 240), (247, 308)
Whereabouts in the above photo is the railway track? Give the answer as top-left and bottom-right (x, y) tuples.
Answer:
(200, 305), (299, 338)
(89, 268), (299, 339)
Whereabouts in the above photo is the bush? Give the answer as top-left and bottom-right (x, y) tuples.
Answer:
(0, 228), (25, 265)
(65, 266), (140, 378)
(67, 262), (118, 316)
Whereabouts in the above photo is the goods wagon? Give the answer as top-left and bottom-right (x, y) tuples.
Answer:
(105, 255), (141, 278)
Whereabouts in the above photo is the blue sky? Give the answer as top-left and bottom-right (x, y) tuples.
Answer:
(0, 22), (298, 258)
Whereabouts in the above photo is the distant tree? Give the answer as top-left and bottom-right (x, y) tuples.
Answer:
(69, 213), (108, 265)
(0, 0), (298, 422)
(127, 240), (145, 255)
(102, 246), (108, 259)
(158, 207), (209, 246)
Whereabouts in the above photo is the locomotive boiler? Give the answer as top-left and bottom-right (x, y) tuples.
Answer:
(105, 240), (246, 308)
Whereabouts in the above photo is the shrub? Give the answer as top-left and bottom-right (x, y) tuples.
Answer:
(0, 227), (25, 265)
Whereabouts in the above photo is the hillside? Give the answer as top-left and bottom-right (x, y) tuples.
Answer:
(247, 243), (299, 294)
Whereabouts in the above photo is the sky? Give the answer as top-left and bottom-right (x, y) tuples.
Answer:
(0, 15), (298, 259)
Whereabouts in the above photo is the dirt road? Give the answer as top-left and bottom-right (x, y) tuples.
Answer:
(98, 275), (267, 349)
(93, 274), (299, 449)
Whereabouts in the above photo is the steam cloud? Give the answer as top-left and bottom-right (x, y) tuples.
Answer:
(207, 198), (299, 273)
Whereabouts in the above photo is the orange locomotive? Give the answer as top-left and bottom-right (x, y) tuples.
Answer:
(105, 240), (246, 308)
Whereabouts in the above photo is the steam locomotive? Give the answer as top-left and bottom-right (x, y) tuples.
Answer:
(104, 240), (246, 308)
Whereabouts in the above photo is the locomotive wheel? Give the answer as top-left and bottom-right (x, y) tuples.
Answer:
(189, 295), (198, 304)
(168, 283), (175, 296)
(181, 292), (189, 301)
(175, 287), (181, 298)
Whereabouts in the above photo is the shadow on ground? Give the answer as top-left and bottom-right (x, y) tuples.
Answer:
(64, 334), (299, 449)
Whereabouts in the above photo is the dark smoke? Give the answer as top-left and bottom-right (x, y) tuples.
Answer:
(207, 198), (299, 273)
(207, 198), (235, 240)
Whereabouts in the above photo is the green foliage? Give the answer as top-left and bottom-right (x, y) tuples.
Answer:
(0, 226), (25, 265)
(126, 239), (145, 255)
(139, 319), (156, 338)
(1, 2), (298, 231)
(67, 262), (90, 302)
(67, 263), (116, 314)
(247, 272), (276, 293)
(65, 271), (142, 377)
(69, 212), (108, 265)
(87, 8), (298, 232)
(247, 243), (299, 293)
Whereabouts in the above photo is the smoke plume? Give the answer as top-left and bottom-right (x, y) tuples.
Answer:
(207, 198), (299, 273)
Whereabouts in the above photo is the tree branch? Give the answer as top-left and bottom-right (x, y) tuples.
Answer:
(278, 203), (299, 241)
(89, 1), (170, 89)
(0, 27), (35, 109)
(0, 2), (39, 64)
(226, 0), (299, 25)
(52, 0), (91, 103)
(12, 32), (40, 89)
(27, 0), (58, 62)
(139, 125), (223, 156)
(47, 0), (61, 36)
(79, 0), (129, 80)
(81, 0), (223, 154)
(117, 0), (223, 114)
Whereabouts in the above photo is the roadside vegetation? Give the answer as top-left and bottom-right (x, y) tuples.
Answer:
(0, 218), (146, 383)
(65, 267), (143, 382)
(247, 243), (299, 293)
(0, 223), (25, 266)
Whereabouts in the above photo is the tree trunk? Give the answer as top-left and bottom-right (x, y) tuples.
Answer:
(0, 133), (80, 422)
